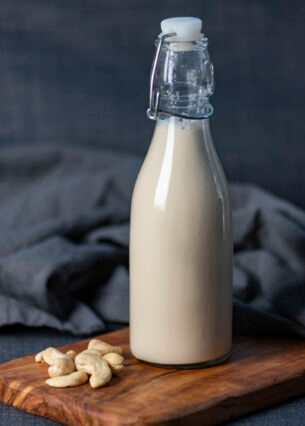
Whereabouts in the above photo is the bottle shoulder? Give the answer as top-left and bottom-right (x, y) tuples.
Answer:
(135, 121), (229, 191)
(132, 128), (230, 214)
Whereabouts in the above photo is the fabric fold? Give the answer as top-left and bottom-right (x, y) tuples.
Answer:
(0, 145), (304, 336)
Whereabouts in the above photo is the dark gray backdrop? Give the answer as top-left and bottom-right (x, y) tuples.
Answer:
(1, 0), (304, 206)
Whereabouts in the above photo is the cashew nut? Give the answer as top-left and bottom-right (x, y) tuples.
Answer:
(75, 352), (112, 389)
(103, 353), (124, 374)
(46, 371), (88, 388)
(36, 338), (125, 390)
(66, 350), (77, 361)
(76, 348), (124, 375)
(35, 347), (76, 377)
(35, 350), (44, 363)
(48, 358), (76, 378)
(88, 339), (123, 356)
(78, 348), (103, 357)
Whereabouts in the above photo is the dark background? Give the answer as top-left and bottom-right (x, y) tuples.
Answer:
(0, 0), (304, 207)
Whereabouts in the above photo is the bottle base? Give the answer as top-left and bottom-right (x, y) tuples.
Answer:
(136, 350), (231, 370)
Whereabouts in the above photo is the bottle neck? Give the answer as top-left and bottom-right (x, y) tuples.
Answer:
(155, 39), (214, 120)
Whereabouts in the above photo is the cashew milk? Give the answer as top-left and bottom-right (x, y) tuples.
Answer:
(130, 16), (232, 367)
(130, 115), (232, 366)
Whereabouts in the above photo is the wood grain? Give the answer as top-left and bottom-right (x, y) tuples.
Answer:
(0, 328), (305, 425)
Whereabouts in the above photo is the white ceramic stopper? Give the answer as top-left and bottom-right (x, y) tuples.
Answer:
(160, 17), (203, 41)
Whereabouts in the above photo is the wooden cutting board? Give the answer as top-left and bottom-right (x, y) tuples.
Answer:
(0, 328), (305, 426)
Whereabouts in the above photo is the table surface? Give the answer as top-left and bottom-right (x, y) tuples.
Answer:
(0, 325), (304, 426)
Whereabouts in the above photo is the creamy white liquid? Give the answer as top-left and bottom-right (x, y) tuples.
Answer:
(129, 116), (232, 366)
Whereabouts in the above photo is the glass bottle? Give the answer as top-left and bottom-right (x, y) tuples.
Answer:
(129, 17), (232, 367)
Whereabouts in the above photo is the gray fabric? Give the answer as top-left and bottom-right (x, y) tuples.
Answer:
(0, 145), (304, 339)
(232, 185), (305, 336)
(224, 397), (305, 426)
(0, 145), (140, 334)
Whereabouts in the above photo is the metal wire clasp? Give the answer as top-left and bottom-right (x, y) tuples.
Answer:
(146, 32), (176, 120)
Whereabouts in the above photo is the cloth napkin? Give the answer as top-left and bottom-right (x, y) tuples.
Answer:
(0, 144), (304, 336)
